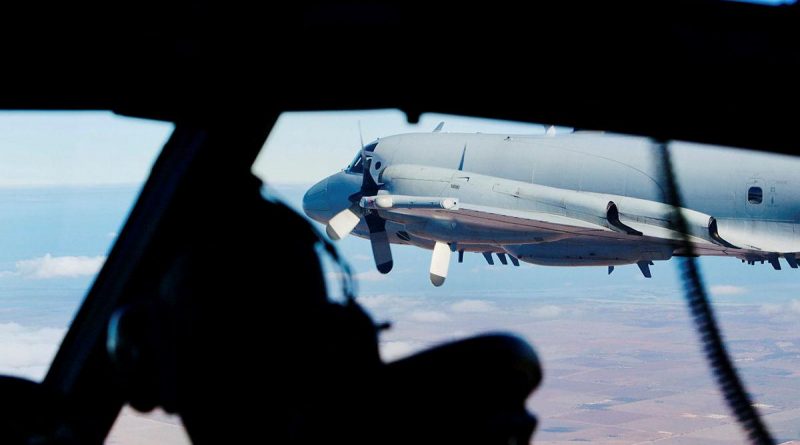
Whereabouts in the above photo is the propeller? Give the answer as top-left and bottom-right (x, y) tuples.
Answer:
(325, 125), (394, 273)
(325, 203), (361, 241)
(326, 123), (372, 240)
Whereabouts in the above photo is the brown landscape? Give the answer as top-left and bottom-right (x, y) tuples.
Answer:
(106, 283), (800, 444)
(367, 285), (800, 445)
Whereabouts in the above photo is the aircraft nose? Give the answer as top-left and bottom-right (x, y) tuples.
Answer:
(302, 178), (330, 214)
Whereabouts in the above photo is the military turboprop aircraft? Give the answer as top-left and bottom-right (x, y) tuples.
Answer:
(303, 125), (800, 286)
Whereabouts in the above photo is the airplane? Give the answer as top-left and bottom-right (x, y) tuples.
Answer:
(302, 124), (800, 286)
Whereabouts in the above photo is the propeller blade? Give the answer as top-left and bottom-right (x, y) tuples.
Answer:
(353, 125), (394, 274)
(325, 204), (361, 240)
(430, 241), (452, 287)
(359, 122), (373, 192)
(366, 212), (393, 274)
(358, 121), (365, 151)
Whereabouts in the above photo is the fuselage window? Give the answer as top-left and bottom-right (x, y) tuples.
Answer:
(748, 186), (763, 204)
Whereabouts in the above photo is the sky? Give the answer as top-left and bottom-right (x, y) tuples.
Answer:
(0, 112), (172, 379)
(0, 112), (172, 187)
(0, 110), (798, 443)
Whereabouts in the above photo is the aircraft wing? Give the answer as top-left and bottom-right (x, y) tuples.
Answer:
(364, 196), (621, 242)
(452, 203), (620, 236)
(368, 194), (704, 245)
(368, 194), (799, 269)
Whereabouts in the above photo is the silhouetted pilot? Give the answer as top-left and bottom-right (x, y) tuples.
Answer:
(102, 174), (543, 444)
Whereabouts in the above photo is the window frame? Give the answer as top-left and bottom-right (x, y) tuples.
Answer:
(747, 186), (763, 204)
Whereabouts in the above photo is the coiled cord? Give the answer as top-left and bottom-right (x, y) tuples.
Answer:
(655, 140), (774, 445)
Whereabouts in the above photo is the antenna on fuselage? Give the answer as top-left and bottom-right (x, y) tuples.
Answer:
(433, 121), (445, 133)
(358, 120), (365, 152)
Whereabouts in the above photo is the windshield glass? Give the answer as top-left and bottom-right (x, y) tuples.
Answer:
(253, 110), (800, 444)
(0, 112), (172, 381)
(346, 142), (379, 173)
(348, 152), (364, 173)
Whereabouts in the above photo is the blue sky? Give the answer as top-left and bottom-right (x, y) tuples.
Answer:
(0, 112), (172, 379)
(0, 112), (172, 187)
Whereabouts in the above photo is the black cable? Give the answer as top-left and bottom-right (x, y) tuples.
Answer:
(655, 140), (774, 445)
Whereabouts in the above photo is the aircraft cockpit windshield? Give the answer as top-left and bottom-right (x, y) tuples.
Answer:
(254, 111), (800, 444)
(347, 153), (364, 173)
(346, 141), (378, 173)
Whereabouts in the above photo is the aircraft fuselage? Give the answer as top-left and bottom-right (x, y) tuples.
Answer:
(303, 132), (800, 282)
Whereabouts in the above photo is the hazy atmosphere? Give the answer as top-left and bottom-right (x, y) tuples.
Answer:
(0, 111), (798, 443)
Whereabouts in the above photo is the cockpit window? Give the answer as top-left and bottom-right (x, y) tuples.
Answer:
(0, 112), (171, 383)
(348, 154), (364, 173)
(346, 141), (379, 173)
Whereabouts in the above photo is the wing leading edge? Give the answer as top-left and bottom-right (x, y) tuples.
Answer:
(368, 193), (800, 273)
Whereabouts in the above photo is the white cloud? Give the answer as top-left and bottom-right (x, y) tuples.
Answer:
(3, 254), (106, 279)
(357, 294), (421, 311)
(325, 271), (346, 283)
(355, 270), (390, 282)
(759, 304), (782, 316)
(409, 310), (451, 323)
(450, 299), (496, 313)
(0, 322), (65, 380)
(380, 340), (419, 362)
(529, 305), (563, 319)
(789, 300), (800, 315)
(327, 269), (391, 285)
(357, 294), (395, 309)
(709, 285), (747, 296)
(758, 300), (800, 317)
